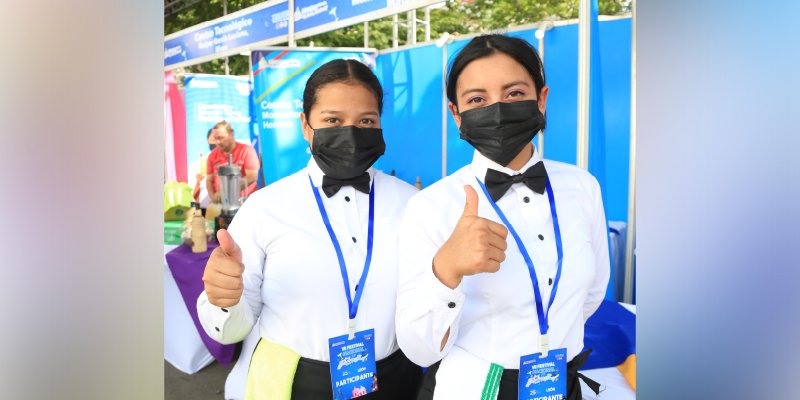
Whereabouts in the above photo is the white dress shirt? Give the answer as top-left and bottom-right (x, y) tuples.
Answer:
(197, 157), (417, 362)
(396, 148), (610, 369)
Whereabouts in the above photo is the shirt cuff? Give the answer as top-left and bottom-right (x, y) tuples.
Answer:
(426, 266), (466, 310)
(425, 266), (465, 354)
(196, 291), (252, 344)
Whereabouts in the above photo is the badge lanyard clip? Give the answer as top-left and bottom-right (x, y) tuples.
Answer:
(347, 318), (357, 340)
(540, 333), (549, 358)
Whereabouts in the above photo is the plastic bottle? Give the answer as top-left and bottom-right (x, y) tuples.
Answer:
(185, 201), (198, 230)
(191, 207), (207, 253)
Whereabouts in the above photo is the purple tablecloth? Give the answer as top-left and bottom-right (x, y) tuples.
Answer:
(165, 242), (236, 366)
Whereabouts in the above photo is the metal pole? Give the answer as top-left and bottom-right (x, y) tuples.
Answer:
(392, 14), (399, 48)
(576, 0), (591, 169)
(441, 43), (448, 179)
(407, 10), (417, 45)
(623, 0), (637, 304)
(363, 21), (369, 48)
(424, 7), (431, 42)
(537, 34), (545, 157)
(288, 0), (296, 47)
(223, 0), (229, 75)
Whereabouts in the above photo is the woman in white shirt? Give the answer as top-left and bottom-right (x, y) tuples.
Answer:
(198, 59), (421, 400)
(396, 34), (610, 400)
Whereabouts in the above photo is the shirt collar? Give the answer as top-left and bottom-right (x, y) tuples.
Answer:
(306, 156), (376, 188)
(470, 146), (542, 183)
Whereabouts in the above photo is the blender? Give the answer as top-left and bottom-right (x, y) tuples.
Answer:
(214, 154), (242, 234)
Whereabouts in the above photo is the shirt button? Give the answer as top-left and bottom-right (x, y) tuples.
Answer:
(447, 302), (456, 309)
(221, 308), (228, 313)
(538, 234), (544, 240)
(215, 327), (220, 332)
(523, 196), (530, 203)
(352, 237), (357, 243)
(548, 278), (553, 286)
(344, 196), (351, 202)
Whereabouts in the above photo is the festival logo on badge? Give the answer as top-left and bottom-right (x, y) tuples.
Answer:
(525, 371), (560, 388)
(337, 353), (369, 370)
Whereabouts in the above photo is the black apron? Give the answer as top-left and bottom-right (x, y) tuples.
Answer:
(417, 349), (600, 400)
(288, 349), (423, 400)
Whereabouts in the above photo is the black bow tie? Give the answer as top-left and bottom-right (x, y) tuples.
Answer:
(484, 161), (548, 202)
(321, 173), (371, 198)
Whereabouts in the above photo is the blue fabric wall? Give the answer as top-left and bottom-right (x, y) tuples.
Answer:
(374, 45), (444, 188)
(252, 19), (632, 222)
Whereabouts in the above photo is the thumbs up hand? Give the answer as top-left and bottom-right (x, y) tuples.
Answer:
(432, 186), (510, 289)
(202, 229), (245, 308)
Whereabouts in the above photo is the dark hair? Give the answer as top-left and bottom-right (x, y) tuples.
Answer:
(302, 59), (383, 116)
(446, 34), (546, 107)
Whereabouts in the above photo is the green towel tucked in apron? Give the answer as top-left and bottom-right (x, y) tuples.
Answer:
(245, 339), (302, 400)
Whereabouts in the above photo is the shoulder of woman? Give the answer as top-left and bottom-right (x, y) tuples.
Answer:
(544, 160), (602, 196)
(246, 170), (307, 205)
(404, 167), (474, 209)
(374, 171), (417, 200)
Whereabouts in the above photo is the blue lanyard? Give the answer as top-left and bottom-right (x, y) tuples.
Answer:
(308, 175), (375, 337)
(475, 176), (563, 352)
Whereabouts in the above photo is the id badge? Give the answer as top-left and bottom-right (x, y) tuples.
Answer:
(518, 348), (567, 400)
(328, 328), (378, 400)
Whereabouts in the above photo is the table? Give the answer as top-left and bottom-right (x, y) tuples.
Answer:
(164, 245), (212, 374)
(164, 243), (236, 374)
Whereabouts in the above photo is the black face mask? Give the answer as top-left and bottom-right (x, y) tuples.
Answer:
(458, 100), (545, 167)
(310, 125), (386, 179)
(209, 144), (217, 152)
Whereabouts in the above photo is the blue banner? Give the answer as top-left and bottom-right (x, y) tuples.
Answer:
(184, 74), (252, 175)
(165, 2), (289, 68)
(294, 0), (386, 33)
(250, 50), (373, 185)
(165, 1), (442, 68)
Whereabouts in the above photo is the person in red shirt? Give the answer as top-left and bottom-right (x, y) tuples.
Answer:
(192, 128), (215, 206)
(206, 120), (259, 202)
